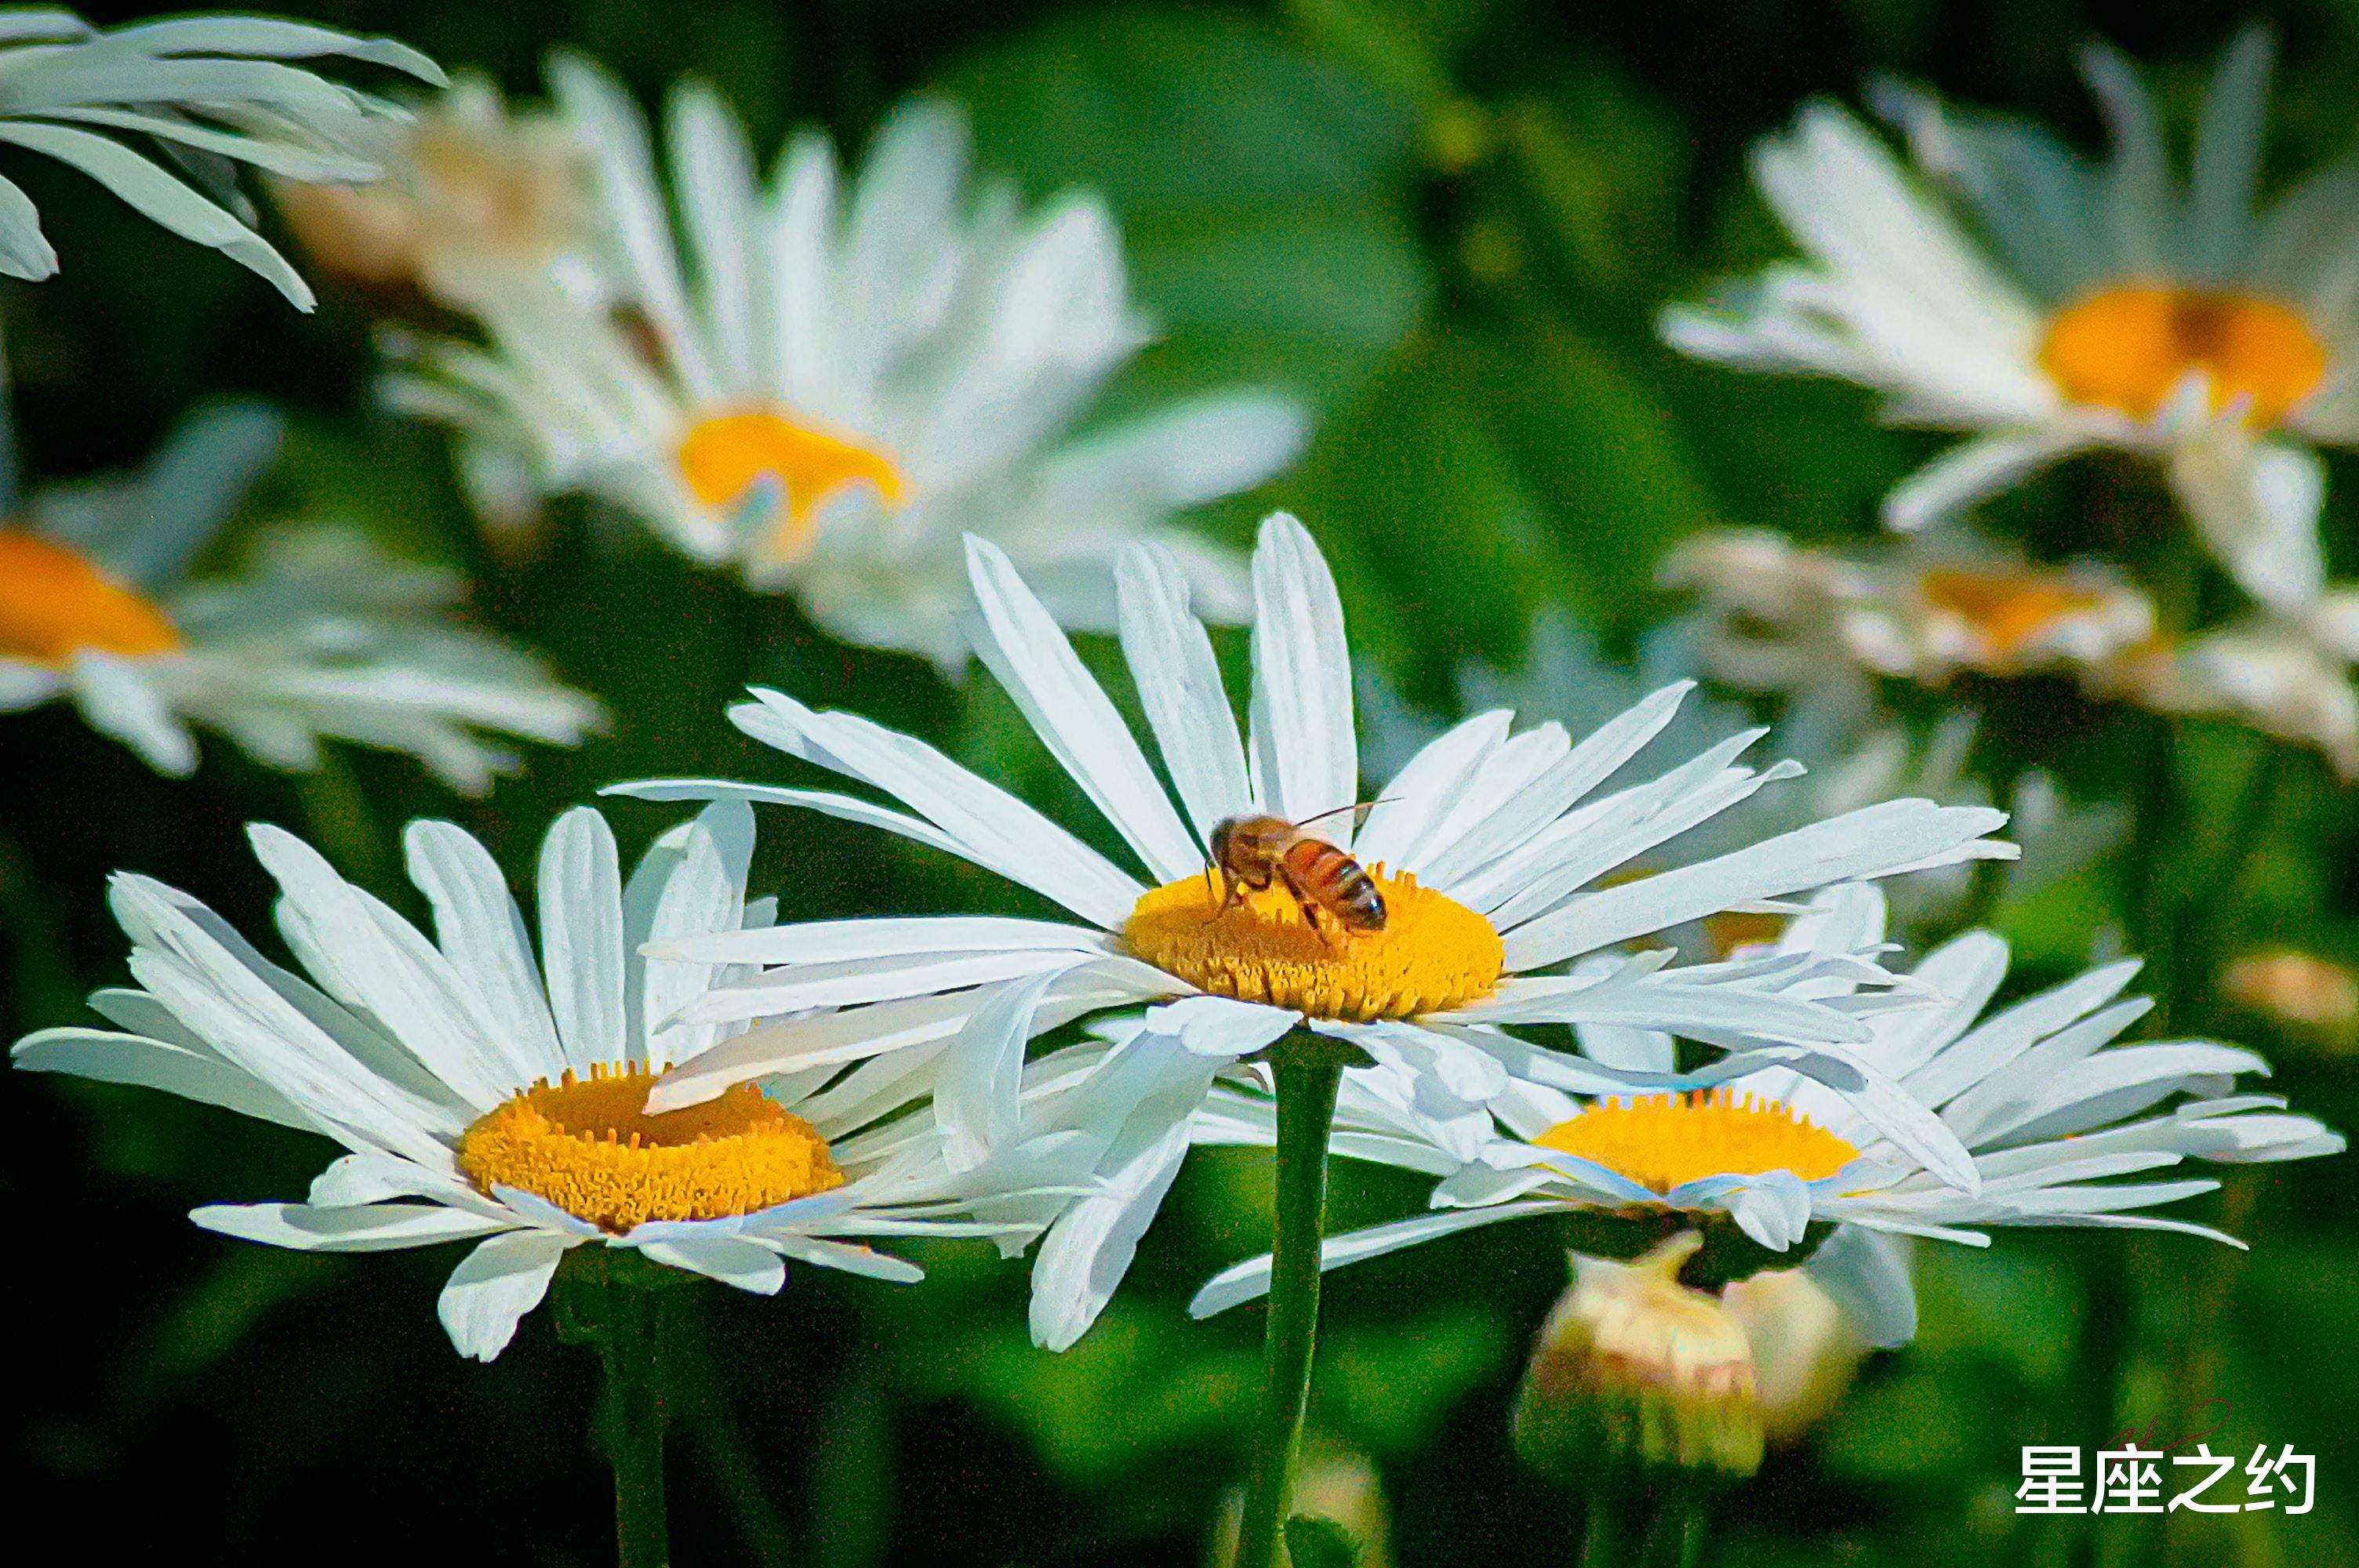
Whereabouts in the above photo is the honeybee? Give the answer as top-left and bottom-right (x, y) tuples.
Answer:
(1208, 805), (1387, 938)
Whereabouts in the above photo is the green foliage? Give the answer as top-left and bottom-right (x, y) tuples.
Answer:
(5, 2), (2357, 1566)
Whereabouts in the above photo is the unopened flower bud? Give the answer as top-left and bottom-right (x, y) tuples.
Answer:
(1722, 1266), (1865, 1446)
(1513, 1232), (1764, 1483)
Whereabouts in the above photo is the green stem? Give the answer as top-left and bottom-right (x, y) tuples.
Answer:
(1579, 1486), (1623, 1568)
(1233, 1040), (1347, 1568)
(1641, 1484), (1707, 1568)
(591, 1269), (673, 1568)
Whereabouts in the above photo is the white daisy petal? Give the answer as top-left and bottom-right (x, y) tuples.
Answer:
(13, 1025), (312, 1131)
(67, 652), (195, 774)
(639, 800), (755, 1066)
(404, 819), (565, 1086)
(633, 1235), (787, 1294)
(1247, 514), (1358, 833)
(729, 688), (1143, 927)
(2168, 431), (2327, 612)
(1883, 429), (2087, 532)
(1187, 1201), (1563, 1319)
(1800, 1223), (1917, 1348)
(644, 915), (1105, 967)
(1030, 1112), (1196, 1352)
(964, 535), (1201, 882)
(765, 1234), (925, 1284)
(937, 965), (1089, 1171)
(191, 1201), (511, 1252)
(1356, 710), (1512, 872)
(1501, 800), (2012, 971)
(438, 1229), (573, 1361)
(248, 824), (515, 1110)
(1114, 542), (1253, 842)
(537, 806), (629, 1073)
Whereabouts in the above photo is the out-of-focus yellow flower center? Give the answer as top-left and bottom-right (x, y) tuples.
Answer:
(678, 408), (911, 560)
(1536, 1090), (1859, 1194)
(456, 1061), (842, 1233)
(1916, 568), (2110, 656)
(1701, 910), (1790, 960)
(1123, 869), (1503, 1022)
(2038, 286), (2327, 426)
(2223, 950), (2359, 1031)
(0, 531), (181, 663)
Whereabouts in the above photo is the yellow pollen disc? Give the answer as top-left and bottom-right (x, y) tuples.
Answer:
(456, 1061), (843, 1233)
(1917, 568), (2107, 656)
(0, 531), (181, 663)
(677, 408), (911, 561)
(1122, 868), (1503, 1022)
(1536, 1089), (1859, 1195)
(2038, 285), (2328, 426)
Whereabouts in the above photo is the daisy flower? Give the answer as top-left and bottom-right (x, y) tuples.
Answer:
(1662, 28), (2357, 613)
(0, 10), (442, 307)
(614, 512), (2016, 1347)
(387, 57), (1306, 669)
(0, 403), (597, 787)
(11, 801), (1065, 1360)
(1187, 883), (2343, 1345)
(1663, 529), (2155, 688)
(273, 71), (595, 309)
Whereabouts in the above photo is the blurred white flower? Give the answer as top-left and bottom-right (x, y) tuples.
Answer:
(1189, 883), (2343, 1341)
(0, 11), (442, 307)
(0, 403), (598, 789)
(1663, 28), (2357, 613)
(614, 514), (2013, 1349)
(2102, 613), (2359, 777)
(11, 803), (1065, 1359)
(387, 57), (1306, 670)
(1663, 529), (2154, 688)
(273, 72), (594, 308)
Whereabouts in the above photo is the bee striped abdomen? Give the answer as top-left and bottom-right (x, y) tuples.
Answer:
(1285, 837), (1386, 931)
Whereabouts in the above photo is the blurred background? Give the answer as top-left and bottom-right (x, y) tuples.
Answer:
(5, 1), (2356, 1563)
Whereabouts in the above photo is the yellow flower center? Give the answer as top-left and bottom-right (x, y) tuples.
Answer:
(1123, 868), (1503, 1022)
(678, 408), (911, 561)
(2038, 285), (2328, 426)
(1916, 568), (2110, 657)
(456, 1061), (843, 1233)
(1536, 1090), (1859, 1195)
(0, 531), (181, 663)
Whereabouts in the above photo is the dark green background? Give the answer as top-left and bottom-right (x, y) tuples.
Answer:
(5, 2), (2357, 1563)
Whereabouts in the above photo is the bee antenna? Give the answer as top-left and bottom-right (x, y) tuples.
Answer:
(1293, 797), (1401, 830)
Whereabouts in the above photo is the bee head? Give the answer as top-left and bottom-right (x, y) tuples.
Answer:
(1207, 817), (1237, 868)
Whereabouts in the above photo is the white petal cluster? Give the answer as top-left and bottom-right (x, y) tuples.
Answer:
(0, 11), (444, 305)
(387, 57), (1305, 667)
(0, 405), (598, 788)
(1187, 884), (2340, 1344)
(1662, 28), (2357, 612)
(12, 802), (1070, 1359)
(617, 512), (2015, 1348)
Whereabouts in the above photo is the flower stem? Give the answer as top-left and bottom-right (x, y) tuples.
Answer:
(1641, 1483), (1707, 1568)
(1578, 1486), (1623, 1568)
(1233, 1038), (1347, 1568)
(576, 1257), (674, 1568)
